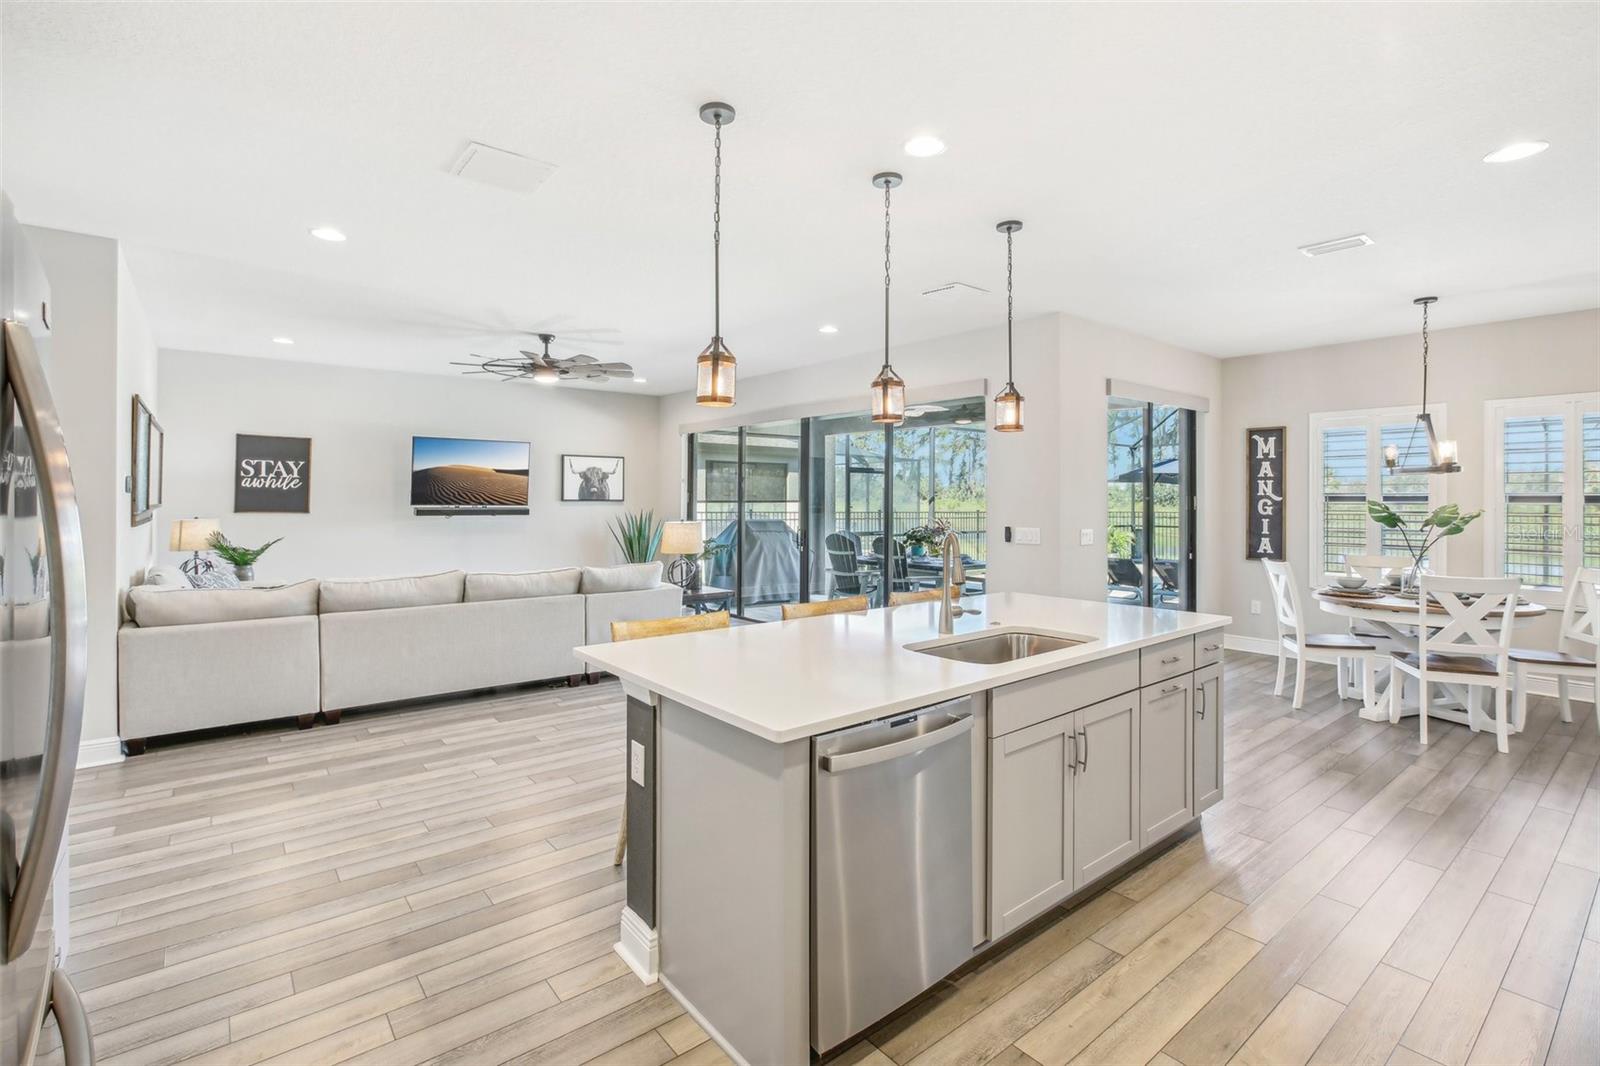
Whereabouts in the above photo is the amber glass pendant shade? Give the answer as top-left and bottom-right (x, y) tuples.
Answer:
(695, 342), (736, 407)
(994, 383), (1024, 432)
(870, 364), (906, 424)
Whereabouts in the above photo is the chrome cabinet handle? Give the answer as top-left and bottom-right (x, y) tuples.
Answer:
(3, 321), (88, 964)
(1159, 682), (1184, 696)
(1197, 686), (1207, 720)
(48, 968), (95, 1066)
(1078, 728), (1088, 771)
(1160, 655), (1181, 665)
(1203, 642), (1221, 652)
(819, 714), (972, 773)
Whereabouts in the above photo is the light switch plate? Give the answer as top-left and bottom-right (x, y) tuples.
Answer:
(1250, 600), (1262, 615)
(629, 739), (645, 786)
(1013, 527), (1041, 545)
(1079, 528), (1094, 546)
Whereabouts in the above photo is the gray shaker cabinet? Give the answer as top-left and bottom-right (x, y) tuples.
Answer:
(988, 711), (1075, 937)
(1193, 662), (1224, 813)
(1139, 673), (1193, 848)
(1073, 692), (1141, 885)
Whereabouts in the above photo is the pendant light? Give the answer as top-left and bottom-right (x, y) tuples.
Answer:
(695, 102), (737, 407)
(1386, 296), (1460, 475)
(993, 220), (1025, 432)
(869, 171), (906, 424)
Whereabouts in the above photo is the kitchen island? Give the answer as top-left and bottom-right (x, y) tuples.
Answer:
(576, 592), (1230, 1065)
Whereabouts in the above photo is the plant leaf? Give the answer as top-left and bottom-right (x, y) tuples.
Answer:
(1366, 500), (1403, 528)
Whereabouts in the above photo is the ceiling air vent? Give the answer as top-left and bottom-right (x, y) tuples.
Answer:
(920, 281), (991, 300)
(449, 141), (558, 193)
(1298, 233), (1374, 258)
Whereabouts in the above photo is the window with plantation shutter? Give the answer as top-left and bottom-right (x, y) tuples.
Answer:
(1485, 394), (1600, 595)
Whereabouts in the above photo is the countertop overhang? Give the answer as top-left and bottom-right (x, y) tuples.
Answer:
(576, 593), (1231, 743)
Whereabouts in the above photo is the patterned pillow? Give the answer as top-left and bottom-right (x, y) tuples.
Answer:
(186, 557), (241, 590)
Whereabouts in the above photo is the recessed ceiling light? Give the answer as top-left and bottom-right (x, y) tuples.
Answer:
(271, 336), (294, 345)
(903, 135), (946, 158)
(1482, 140), (1549, 163)
(818, 325), (838, 334)
(633, 376), (647, 384)
(309, 226), (347, 242)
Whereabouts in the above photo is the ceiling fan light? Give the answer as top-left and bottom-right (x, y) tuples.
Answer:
(696, 341), (737, 407)
(869, 364), (906, 425)
(994, 383), (1024, 432)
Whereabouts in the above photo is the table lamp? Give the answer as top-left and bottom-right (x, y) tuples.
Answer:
(660, 520), (705, 591)
(170, 517), (220, 581)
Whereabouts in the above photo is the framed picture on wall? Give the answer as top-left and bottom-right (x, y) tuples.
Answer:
(130, 394), (164, 527)
(235, 434), (313, 513)
(1245, 426), (1286, 560)
(561, 455), (625, 502)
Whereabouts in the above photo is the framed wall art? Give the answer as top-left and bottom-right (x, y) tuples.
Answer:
(235, 434), (312, 513)
(561, 455), (625, 501)
(130, 394), (164, 527)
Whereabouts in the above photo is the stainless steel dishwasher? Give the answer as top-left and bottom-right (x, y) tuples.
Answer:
(812, 698), (974, 1053)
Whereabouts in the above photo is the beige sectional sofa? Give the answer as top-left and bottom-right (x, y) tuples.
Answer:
(117, 563), (681, 749)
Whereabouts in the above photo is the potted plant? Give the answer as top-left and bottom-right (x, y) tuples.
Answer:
(902, 519), (953, 557)
(207, 532), (283, 582)
(1365, 500), (1481, 594)
(610, 509), (665, 563)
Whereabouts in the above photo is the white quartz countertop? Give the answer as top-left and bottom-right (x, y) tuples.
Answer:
(576, 593), (1231, 743)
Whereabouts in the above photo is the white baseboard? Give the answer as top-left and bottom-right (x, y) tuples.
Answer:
(1224, 633), (1278, 657)
(614, 906), (659, 985)
(659, 972), (752, 1066)
(77, 737), (125, 768)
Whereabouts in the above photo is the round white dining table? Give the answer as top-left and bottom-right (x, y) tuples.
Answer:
(1312, 588), (1547, 728)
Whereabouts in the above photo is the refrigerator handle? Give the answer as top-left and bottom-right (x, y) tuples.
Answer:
(48, 968), (95, 1065)
(3, 321), (89, 964)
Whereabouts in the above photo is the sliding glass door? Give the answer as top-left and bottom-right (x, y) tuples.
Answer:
(1106, 398), (1196, 610)
(688, 395), (986, 619)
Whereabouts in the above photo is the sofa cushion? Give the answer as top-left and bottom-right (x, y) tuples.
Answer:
(465, 568), (582, 602)
(580, 562), (663, 594)
(125, 580), (320, 628)
(142, 564), (189, 588)
(318, 570), (465, 614)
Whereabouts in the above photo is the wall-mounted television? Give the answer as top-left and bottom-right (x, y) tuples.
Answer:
(411, 436), (530, 513)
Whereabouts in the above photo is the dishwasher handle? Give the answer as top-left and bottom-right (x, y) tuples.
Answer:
(818, 713), (973, 773)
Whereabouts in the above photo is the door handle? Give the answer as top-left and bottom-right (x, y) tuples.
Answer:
(1203, 642), (1221, 653)
(818, 714), (972, 773)
(3, 322), (89, 965)
(1160, 655), (1181, 665)
(1159, 682), (1185, 696)
(48, 968), (95, 1066)
(1078, 728), (1088, 772)
(1197, 686), (1207, 719)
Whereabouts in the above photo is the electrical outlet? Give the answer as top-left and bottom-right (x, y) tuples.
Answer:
(1250, 599), (1262, 615)
(1013, 527), (1041, 546)
(1079, 528), (1094, 546)
(629, 740), (645, 786)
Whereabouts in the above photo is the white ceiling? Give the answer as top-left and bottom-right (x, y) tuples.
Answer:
(3, 2), (1596, 393)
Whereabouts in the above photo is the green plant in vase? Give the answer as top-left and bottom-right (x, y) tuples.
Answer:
(1364, 500), (1481, 594)
(902, 519), (952, 557)
(610, 510), (664, 563)
(207, 532), (283, 582)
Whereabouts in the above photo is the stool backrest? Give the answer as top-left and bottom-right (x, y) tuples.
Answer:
(1560, 567), (1600, 652)
(611, 611), (729, 642)
(781, 595), (869, 620)
(1415, 575), (1519, 666)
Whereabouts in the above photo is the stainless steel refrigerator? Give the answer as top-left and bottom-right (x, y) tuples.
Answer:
(0, 196), (93, 1065)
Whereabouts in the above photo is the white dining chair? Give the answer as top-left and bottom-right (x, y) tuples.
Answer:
(1510, 567), (1598, 733)
(1262, 559), (1381, 710)
(1337, 553), (1413, 686)
(1390, 575), (1519, 752)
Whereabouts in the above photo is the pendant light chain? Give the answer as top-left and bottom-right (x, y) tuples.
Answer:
(1005, 226), (1015, 383)
(882, 179), (892, 367)
(713, 114), (722, 344)
(1419, 297), (1429, 416)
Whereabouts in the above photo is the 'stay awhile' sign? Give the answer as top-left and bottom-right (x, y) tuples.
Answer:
(1246, 427), (1285, 560)
(235, 434), (312, 513)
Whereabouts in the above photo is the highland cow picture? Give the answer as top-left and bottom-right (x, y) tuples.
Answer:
(561, 455), (625, 502)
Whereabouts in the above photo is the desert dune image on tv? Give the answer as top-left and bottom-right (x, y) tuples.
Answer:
(411, 436), (530, 507)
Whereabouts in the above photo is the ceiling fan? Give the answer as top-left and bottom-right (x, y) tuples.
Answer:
(451, 333), (635, 385)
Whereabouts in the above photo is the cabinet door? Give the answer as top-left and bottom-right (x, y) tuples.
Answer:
(989, 712), (1075, 937)
(1194, 663), (1223, 814)
(1073, 692), (1141, 886)
(1139, 675), (1193, 847)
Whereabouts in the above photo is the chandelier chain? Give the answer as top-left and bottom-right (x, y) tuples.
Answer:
(1419, 298), (1429, 414)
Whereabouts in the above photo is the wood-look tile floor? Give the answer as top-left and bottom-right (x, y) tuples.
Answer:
(46, 652), (1600, 1066)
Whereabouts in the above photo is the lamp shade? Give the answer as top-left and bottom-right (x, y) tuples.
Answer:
(169, 518), (219, 552)
(660, 521), (704, 556)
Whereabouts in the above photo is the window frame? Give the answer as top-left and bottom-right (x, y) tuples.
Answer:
(1307, 404), (1451, 582)
(1482, 391), (1600, 603)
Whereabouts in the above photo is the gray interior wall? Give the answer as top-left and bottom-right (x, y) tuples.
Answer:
(1218, 308), (1600, 647)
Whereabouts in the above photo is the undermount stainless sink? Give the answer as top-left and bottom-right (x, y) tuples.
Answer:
(913, 630), (1085, 665)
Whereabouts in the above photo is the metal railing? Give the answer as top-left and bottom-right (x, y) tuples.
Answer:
(696, 505), (988, 561)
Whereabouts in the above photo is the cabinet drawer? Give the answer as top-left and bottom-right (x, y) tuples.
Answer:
(1195, 631), (1224, 668)
(990, 651), (1139, 738)
(1140, 638), (1194, 685)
